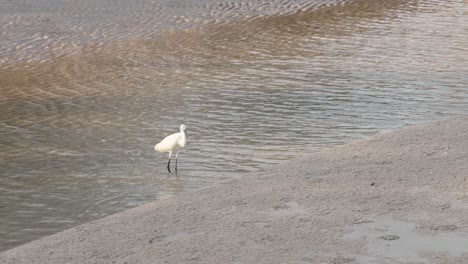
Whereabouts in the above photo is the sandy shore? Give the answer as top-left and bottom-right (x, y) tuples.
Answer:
(2, 116), (468, 263)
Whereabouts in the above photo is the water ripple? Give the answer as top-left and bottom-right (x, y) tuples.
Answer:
(1, 0), (467, 252)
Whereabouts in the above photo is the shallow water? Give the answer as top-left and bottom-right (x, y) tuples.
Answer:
(1, 0), (467, 252)
(345, 217), (468, 263)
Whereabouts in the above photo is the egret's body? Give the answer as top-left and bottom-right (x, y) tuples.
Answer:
(154, 124), (186, 173)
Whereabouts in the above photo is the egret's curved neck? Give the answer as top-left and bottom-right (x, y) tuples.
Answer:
(179, 129), (187, 148)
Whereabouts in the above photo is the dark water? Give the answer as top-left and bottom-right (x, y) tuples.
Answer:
(1, 0), (467, 252)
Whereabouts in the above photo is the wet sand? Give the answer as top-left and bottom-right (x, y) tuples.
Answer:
(1, 115), (468, 263)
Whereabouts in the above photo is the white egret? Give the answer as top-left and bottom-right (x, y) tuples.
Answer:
(154, 124), (187, 173)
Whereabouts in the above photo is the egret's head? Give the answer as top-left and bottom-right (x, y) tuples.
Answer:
(180, 124), (186, 132)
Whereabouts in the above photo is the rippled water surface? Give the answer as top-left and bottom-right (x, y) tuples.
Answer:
(1, 0), (467, 252)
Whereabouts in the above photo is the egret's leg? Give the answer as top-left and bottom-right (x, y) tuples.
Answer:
(175, 152), (179, 174)
(167, 151), (172, 173)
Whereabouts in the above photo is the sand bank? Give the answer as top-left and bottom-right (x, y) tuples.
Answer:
(2, 116), (468, 263)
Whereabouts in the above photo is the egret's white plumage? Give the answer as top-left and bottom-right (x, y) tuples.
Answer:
(154, 124), (186, 173)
